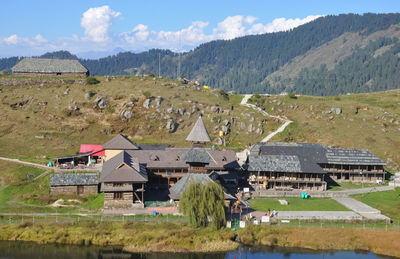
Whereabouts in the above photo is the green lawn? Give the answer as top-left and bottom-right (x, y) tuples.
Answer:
(352, 188), (400, 222)
(0, 160), (103, 213)
(328, 181), (386, 191)
(250, 197), (350, 211)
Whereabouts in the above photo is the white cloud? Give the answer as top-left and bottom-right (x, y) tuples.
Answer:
(80, 5), (120, 42)
(248, 15), (323, 34)
(213, 15), (257, 40)
(0, 12), (323, 57)
(3, 34), (19, 45)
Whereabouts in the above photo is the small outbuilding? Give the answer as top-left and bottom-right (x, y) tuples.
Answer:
(50, 173), (99, 196)
(12, 58), (89, 77)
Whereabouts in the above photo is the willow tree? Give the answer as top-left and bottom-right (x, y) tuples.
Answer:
(179, 182), (226, 229)
(200, 182), (226, 229)
(179, 182), (204, 227)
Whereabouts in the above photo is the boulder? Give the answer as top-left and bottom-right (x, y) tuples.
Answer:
(223, 119), (230, 126)
(93, 95), (102, 103)
(143, 99), (151, 109)
(166, 119), (178, 133)
(63, 88), (70, 95)
(177, 108), (186, 116)
(221, 125), (230, 135)
(155, 96), (163, 107)
(121, 110), (133, 120)
(240, 122), (246, 130)
(191, 105), (199, 113)
(85, 92), (95, 99)
(167, 107), (174, 114)
(247, 124), (254, 133)
(216, 138), (223, 146)
(335, 108), (342, 115)
(98, 96), (109, 109)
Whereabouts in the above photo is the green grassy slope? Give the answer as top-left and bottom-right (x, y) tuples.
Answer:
(0, 76), (279, 162)
(250, 90), (400, 171)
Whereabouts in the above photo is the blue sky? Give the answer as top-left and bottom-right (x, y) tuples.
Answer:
(1, 0), (399, 58)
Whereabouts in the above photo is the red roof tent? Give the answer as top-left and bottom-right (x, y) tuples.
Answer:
(80, 144), (105, 157)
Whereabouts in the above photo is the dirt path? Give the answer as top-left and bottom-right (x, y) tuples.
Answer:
(240, 94), (293, 143)
(237, 94), (293, 164)
(0, 157), (100, 172)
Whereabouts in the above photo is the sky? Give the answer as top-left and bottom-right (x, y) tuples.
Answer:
(0, 0), (399, 58)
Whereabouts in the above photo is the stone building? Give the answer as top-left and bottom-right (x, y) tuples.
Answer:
(12, 58), (89, 77)
(50, 173), (98, 195)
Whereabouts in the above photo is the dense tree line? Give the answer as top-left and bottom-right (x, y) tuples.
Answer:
(289, 37), (400, 95)
(1, 13), (400, 95)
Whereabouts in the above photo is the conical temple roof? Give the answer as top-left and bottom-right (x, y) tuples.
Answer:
(186, 116), (211, 142)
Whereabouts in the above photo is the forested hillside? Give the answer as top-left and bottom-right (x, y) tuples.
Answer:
(1, 13), (400, 95)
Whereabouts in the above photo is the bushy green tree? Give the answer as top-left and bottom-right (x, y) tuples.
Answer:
(86, 76), (100, 85)
(179, 182), (226, 229)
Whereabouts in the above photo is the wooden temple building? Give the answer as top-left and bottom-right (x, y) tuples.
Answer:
(247, 142), (386, 192)
(99, 115), (240, 209)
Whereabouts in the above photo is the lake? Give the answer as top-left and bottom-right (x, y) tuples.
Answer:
(0, 241), (386, 259)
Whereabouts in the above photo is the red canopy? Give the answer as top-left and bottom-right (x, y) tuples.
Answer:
(80, 144), (105, 157)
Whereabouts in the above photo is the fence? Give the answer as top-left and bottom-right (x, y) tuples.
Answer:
(0, 214), (187, 225)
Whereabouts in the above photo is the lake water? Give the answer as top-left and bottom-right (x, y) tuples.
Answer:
(0, 241), (386, 259)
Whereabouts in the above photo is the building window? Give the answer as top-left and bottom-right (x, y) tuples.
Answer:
(114, 192), (124, 200)
(113, 183), (123, 187)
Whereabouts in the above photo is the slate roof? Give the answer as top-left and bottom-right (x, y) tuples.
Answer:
(186, 116), (211, 142)
(103, 134), (140, 150)
(169, 173), (236, 200)
(126, 148), (239, 170)
(258, 142), (328, 164)
(101, 151), (148, 183)
(50, 173), (98, 186)
(138, 144), (168, 150)
(325, 148), (386, 165)
(248, 155), (325, 174)
(12, 58), (88, 73)
(248, 142), (386, 173)
(183, 148), (213, 164)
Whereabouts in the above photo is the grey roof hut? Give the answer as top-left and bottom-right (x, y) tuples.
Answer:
(12, 58), (89, 77)
(103, 134), (140, 150)
(186, 115), (211, 147)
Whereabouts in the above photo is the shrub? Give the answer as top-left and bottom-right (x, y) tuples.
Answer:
(142, 91), (151, 98)
(86, 77), (100, 85)
(288, 92), (297, 99)
(147, 72), (155, 77)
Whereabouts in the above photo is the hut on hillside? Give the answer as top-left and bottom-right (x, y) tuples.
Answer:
(11, 58), (89, 77)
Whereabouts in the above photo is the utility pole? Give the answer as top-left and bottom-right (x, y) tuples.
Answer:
(177, 31), (181, 79)
(158, 53), (161, 78)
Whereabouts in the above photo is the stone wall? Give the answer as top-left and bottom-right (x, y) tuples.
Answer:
(50, 185), (98, 195)
(104, 191), (134, 209)
(13, 72), (88, 78)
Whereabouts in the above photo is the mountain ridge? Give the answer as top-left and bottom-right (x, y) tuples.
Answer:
(1, 13), (400, 95)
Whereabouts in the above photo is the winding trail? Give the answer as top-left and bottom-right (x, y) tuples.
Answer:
(237, 94), (293, 164)
(240, 94), (293, 143)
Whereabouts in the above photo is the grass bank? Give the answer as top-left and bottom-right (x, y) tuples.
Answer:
(250, 197), (350, 211)
(238, 225), (400, 258)
(352, 187), (400, 222)
(0, 221), (238, 253)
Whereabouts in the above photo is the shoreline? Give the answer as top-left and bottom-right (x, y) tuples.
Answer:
(0, 221), (399, 257)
